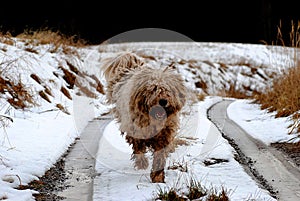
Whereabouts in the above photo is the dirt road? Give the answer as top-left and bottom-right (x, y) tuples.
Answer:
(56, 116), (111, 201)
(32, 99), (300, 201)
(208, 99), (300, 201)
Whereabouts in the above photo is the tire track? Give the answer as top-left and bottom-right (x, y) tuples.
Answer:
(56, 116), (111, 201)
(207, 99), (300, 201)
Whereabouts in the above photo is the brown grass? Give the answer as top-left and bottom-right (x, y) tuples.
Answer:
(59, 66), (76, 89)
(30, 74), (42, 84)
(56, 103), (70, 115)
(217, 83), (252, 99)
(39, 91), (51, 103)
(273, 20), (300, 47)
(60, 86), (72, 100)
(206, 187), (230, 201)
(254, 20), (300, 133)
(0, 31), (15, 46)
(15, 27), (88, 47)
(155, 176), (230, 201)
(0, 76), (36, 109)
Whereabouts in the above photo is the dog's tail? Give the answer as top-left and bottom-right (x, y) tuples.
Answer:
(101, 51), (144, 82)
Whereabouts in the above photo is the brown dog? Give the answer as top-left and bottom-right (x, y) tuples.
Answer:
(101, 52), (187, 183)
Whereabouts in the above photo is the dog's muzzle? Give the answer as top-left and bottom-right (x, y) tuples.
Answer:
(149, 105), (167, 120)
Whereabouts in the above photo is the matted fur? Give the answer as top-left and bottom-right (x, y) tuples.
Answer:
(101, 51), (187, 183)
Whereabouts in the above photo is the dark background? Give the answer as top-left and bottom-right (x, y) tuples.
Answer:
(0, 0), (299, 45)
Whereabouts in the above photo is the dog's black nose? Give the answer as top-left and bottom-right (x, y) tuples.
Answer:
(159, 99), (168, 107)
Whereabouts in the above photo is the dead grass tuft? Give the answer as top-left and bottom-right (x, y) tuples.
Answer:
(218, 83), (252, 99)
(91, 77), (105, 95)
(75, 82), (97, 98)
(58, 66), (76, 89)
(24, 47), (39, 54)
(194, 80), (208, 93)
(186, 178), (207, 200)
(154, 176), (230, 201)
(156, 186), (187, 201)
(0, 31), (15, 46)
(254, 20), (300, 134)
(30, 74), (42, 84)
(66, 61), (79, 75)
(0, 76), (36, 109)
(39, 91), (51, 103)
(196, 93), (206, 101)
(16, 27), (88, 47)
(56, 103), (70, 115)
(60, 86), (72, 100)
(206, 187), (230, 201)
(44, 86), (53, 97)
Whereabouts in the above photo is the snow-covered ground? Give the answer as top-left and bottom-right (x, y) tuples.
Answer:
(93, 96), (291, 201)
(0, 30), (299, 200)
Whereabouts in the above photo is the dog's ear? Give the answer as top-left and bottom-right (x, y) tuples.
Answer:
(101, 52), (144, 82)
(112, 52), (144, 69)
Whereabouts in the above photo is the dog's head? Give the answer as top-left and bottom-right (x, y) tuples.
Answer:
(130, 67), (186, 124)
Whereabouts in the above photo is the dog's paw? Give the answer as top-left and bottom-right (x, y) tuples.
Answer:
(150, 170), (165, 183)
(134, 155), (149, 170)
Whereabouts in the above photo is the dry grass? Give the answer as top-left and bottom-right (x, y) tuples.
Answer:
(60, 86), (72, 100)
(1, 28), (88, 56)
(254, 20), (300, 134)
(15, 27), (88, 47)
(154, 176), (230, 201)
(274, 20), (300, 47)
(0, 76), (36, 109)
(217, 83), (253, 99)
(0, 31), (15, 46)
(206, 187), (230, 201)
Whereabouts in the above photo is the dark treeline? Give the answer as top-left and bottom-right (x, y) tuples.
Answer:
(0, 0), (299, 45)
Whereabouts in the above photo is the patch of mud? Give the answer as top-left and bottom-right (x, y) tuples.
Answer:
(203, 158), (229, 166)
(18, 157), (67, 200)
(271, 141), (300, 167)
(17, 141), (78, 201)
(220, 133), (278, 199)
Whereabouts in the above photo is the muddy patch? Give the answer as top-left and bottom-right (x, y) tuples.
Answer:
(17, 141), (78, 201)
(271, 141), (300, 167)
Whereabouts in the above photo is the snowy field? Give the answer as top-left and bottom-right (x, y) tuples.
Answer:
(0, 31), (299, 200)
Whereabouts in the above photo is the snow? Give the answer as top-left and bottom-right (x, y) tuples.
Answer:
(93, 97), (276, 201)
(227, 99), (299, 145)
(94, 97), (273, 201)
(0, 33), (299, 201)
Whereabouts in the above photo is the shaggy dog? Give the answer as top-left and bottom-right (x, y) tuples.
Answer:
(101, 52), (187, 183)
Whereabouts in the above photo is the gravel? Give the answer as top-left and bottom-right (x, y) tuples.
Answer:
(18, 144), (75, 201)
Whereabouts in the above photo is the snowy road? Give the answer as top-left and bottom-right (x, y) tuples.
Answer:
(55, 98), (300, 201)
(57, 116), (111, 201)
(208, 99), (300, 201)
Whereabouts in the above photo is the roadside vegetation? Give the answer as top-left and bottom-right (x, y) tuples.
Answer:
(253, 20), (300, 134)
(155, 176), (229, 201)
(220, 20), (300, 136)
(1, 27), (87, 47)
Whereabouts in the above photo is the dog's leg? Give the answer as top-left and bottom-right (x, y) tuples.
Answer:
(151, 149), (167, 183)
(150, 127), (177, 183)
(133, 152), (149, 170)
(126, 136), (149, 169)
